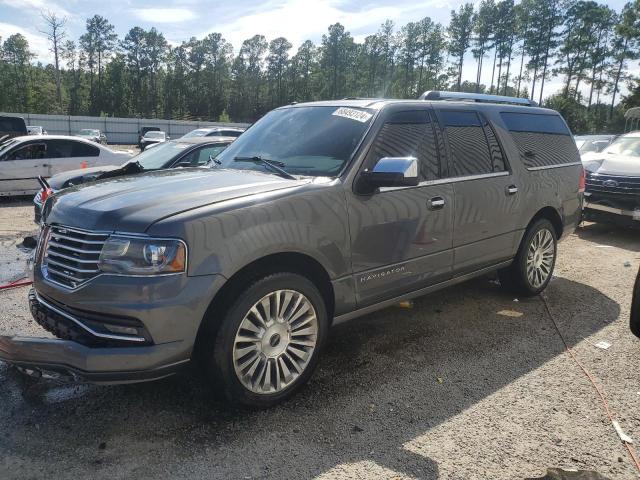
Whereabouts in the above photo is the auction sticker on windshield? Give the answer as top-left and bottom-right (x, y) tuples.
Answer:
(332, 107), (373, 123)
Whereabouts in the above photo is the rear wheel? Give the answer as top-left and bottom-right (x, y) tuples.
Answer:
(499, 219), (557, 297)
(205, 273), (328, 408)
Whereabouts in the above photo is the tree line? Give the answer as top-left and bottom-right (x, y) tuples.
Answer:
(1, 0), (640, 133)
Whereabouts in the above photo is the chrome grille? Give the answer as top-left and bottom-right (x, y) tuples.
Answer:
(43, 225), (109, 288)
(585, 172), (640, 195)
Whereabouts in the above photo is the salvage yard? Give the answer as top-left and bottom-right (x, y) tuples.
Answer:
(0, 198), (638, 479)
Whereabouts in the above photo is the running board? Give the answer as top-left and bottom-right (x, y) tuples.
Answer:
(332, 260), (513, 325)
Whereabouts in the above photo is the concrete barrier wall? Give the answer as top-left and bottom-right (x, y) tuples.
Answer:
(1, 112), (250, 144)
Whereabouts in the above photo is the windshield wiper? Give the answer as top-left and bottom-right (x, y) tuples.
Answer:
(233, 156), (295, 180)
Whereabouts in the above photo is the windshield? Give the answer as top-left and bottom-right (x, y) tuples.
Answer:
(603, 137), (640, 158)
(0, 138), (19, 156)
(132, 141), (190, 169)
(215, 106), (374, 177)
(79, 129), (98, 135)
(145, 131), (165, 139)
(182, 129), (210, 138)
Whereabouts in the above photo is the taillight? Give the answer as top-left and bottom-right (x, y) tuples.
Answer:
(579, 168), (586, 193)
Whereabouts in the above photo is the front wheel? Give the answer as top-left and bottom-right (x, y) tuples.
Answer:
(499, 219), (557, 297)
(205, 273), (328, 408)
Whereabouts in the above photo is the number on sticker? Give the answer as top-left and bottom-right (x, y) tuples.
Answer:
(332, 107), (373, 123)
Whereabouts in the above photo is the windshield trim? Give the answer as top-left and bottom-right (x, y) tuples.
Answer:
(336, 106), (381, 179)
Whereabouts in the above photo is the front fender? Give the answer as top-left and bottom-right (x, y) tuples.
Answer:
(149, 184), (351, 280)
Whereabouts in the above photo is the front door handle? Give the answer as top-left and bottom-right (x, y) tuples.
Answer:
(428, 196), (446, 210)
(506, 185), (518, 195)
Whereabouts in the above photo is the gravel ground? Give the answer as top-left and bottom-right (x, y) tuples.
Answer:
(0, 198), (639, 479)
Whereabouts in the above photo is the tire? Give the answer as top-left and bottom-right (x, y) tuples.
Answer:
(499, 218), (557, 297)
(203, 272), (329, 408)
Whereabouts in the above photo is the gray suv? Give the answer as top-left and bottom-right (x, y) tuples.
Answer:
(0, 92), (583, 407)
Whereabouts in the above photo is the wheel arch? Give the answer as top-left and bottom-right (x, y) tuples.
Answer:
(194, 251), (335, 353)
(530, 206), (564, 239)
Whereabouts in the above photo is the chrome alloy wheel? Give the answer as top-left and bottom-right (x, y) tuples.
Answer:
(526, 228), (555, 289)
(232, 289), (319, 394)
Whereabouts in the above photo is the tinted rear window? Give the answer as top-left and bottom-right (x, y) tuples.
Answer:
(500, 112), (578, 168)
(440, 110), (506, 176)
(500, 112), (570, 135)
(0, 116), (27, 133)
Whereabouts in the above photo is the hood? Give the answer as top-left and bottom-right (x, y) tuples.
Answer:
(582, 152), (640, 176)
(45, 168), (309, 232)
(48, 165), (126, 190)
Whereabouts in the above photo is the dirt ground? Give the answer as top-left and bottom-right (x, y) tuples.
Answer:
(0, 197), (639, 480)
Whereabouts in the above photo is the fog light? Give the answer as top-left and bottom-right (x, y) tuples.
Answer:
(103, 324), (140, 336)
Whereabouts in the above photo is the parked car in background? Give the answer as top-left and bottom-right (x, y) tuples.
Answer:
(181, 126), (246, 139)
(0, 135), (132, 196)
(582, 132), (640, 227)
(33, 137), (234, 223)
(138, 126), (160, 148)
(574, 134), (616, 155)
(0, 92), (582, 408)
(0, 115), (27, 142)
(27, 126), (48, 135)
(75, 129), (107, 144)
(140, 130), (168, 151)
(632, 267), (640, 338)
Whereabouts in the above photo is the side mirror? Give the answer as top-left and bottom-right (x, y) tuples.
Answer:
(357, 157), (419, 194)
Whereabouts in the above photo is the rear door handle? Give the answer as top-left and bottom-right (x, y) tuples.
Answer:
(506, 185), (518, 195)
(428, 196), (446, 210)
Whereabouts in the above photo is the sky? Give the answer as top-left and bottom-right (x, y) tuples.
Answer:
(0, 0), (634, 101)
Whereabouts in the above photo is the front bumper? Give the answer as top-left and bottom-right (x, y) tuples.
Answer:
(584, 200), (640, 227)
(0, 269), (226, 384)
(0, 335), (189, 384)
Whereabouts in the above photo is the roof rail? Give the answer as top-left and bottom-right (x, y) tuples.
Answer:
(419, 90), (538, 107)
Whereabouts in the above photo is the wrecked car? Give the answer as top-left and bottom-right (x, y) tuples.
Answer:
(582, 132), (640, 227)
(0, 92), (582, 407)
(33, 136), (234, 223)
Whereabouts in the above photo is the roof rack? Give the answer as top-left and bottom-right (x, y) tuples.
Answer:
(419, 90), (538, 107)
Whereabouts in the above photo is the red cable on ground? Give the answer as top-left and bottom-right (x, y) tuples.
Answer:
(0, 277), (32, 291)
(540, 294), (640, 472)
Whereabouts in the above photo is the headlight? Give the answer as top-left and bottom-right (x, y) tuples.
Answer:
(98, 236), (186, 275)
(582, 158), (604, 173)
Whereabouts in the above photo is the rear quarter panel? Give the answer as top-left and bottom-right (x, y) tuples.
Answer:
(487, 108), (581, 246)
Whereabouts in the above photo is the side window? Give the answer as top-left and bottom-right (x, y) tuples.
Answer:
(439, 110), (504, 176)
(45, 140), (75, 158)
(195, 145), (227, 165)
(500, 112), (579, 168)
(222, 130), (242, 137)
(7, 143), (47, 161)
(481, 116), (507, 172)
(366, 110), (440, 182)
(71, 141), (100, 157)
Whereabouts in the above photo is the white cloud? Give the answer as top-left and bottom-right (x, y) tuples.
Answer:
(132, 7), (196, 24)
(204, 0), (445, 51)
(0, 0), (71, 17)
(0, 22), (53, 64)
